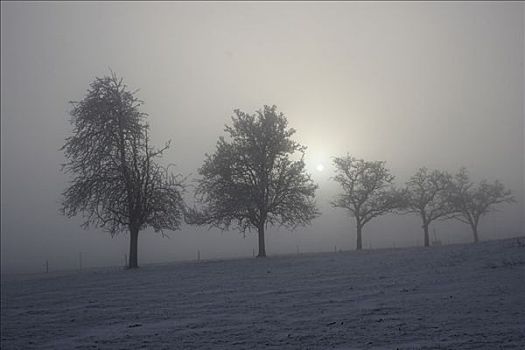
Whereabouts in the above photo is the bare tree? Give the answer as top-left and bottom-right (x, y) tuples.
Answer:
(61, 73), (185, 268)
(188, 105), (319, 257)
(332, 156), (404, 250)
(403, 168), (456, 247)
(449, 167), (514, 243)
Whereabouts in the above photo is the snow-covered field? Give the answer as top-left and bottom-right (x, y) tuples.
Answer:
(2, 238), (524, 349)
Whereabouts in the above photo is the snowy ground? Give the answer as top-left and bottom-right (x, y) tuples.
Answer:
(2, 238), (525, 349)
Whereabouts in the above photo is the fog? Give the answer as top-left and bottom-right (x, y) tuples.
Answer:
(1, 2), (523, 273)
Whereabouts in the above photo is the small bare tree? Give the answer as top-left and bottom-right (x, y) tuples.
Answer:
(61, 73), (185, 268)
(332, 156), (405, 250)
(449, 167), (514, 243)
(404, 168), (456, 247)
(188, 105), (319, 257)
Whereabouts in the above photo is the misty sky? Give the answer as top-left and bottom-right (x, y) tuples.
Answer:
(1, 2), (524, 273)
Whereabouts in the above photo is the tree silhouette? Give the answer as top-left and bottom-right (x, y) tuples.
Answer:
(449, 167), (514, 243)
(188, 105), (319, 257)
(332, 156), (404, 250)
(403, 168), (456, 247)
(61, 73), (185, 268)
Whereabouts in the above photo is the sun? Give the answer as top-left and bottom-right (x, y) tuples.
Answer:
(316, 163), (325, 172)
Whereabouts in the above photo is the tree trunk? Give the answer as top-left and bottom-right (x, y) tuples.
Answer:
(356, 224), (362, 250)
(471, 223), (479, 243)
(423, 223), (430, 247)
(257, 223), (266, 257)
(129, 226), (139, 268)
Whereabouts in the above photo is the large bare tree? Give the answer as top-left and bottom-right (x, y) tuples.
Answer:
(188, 105), (319, 257)
(332, 156), (405, 250)
(403, 168), (456, 247)
(449, 168), (514, 243)
(61, 73), (185, 268)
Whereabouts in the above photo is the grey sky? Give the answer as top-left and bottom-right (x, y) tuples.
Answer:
(1, 2), (523, 273)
